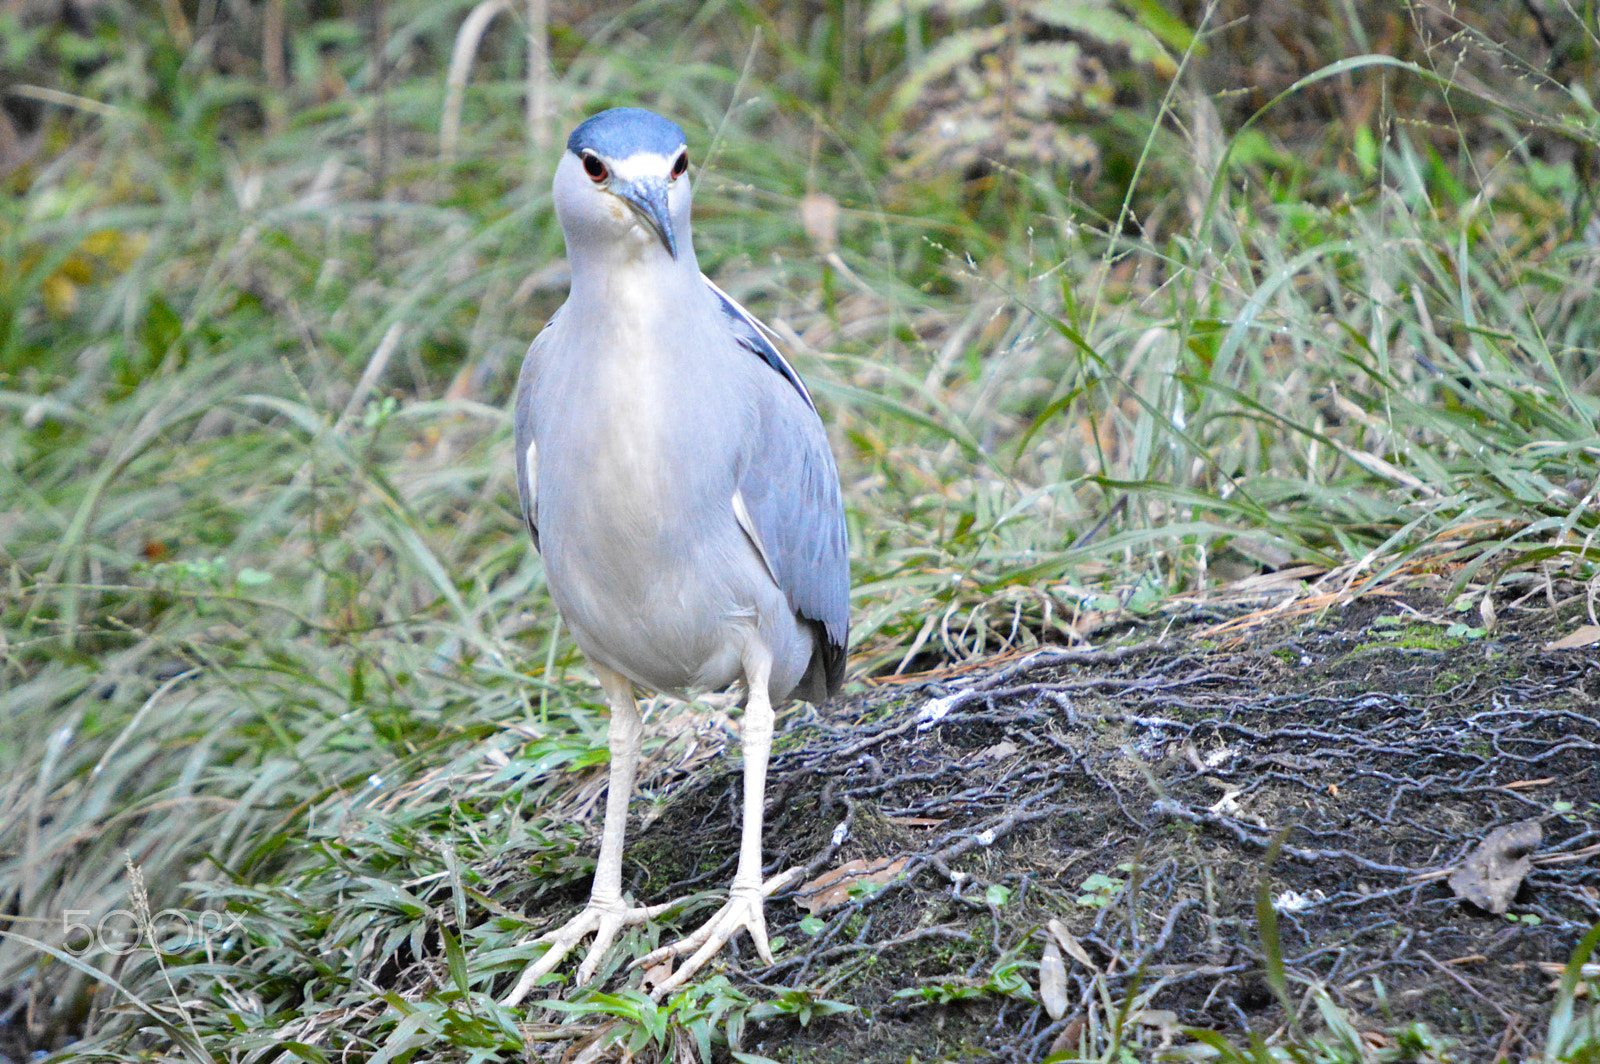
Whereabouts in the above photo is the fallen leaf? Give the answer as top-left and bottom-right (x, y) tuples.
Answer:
(969, 740), (1019, 763)
(1047, 918), (1099, 972)
(1448, 819), (1542, 914)
(1039, 938), (1067, 1020)
(1135, 1008), (1180, 1043)
(638, 958), (675, 995)
(1049, 1016), (1086, 1057)
(571, 1022), (627, 1064)
(793, 857), (909, 914)
(1545, 625), (1600, 651)
(1534, 960), (1600, 993)
(885, 815), (945, 827)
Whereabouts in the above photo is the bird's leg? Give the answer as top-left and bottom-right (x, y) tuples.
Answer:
(500, 664), (675, 1007)
(633, 642), (802, 999)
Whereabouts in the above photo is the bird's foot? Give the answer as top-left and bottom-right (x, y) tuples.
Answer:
(500, 894), (676, 1007)
(633, 866), (803, 1000)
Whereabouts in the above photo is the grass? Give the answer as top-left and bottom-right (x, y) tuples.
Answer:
(1, 0), (1598, 1059)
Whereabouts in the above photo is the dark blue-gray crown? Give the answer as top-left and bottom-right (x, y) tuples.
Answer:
(567, 108), (687, 159)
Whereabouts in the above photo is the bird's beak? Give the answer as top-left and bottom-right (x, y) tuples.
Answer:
(614, 176), (678, 259)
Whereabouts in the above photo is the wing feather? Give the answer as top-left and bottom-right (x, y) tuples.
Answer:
(705, 275), (816, 412)
(513, 310), (562, 550)
(713, 281), (849, 697)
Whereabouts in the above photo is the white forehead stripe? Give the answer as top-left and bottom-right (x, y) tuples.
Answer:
(604, 151), (682, 182)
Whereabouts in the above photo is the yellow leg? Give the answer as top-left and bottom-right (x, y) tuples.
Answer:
(500, 664), (674, 1007)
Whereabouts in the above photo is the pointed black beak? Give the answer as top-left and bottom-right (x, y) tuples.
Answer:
(614, 176), (677, 259)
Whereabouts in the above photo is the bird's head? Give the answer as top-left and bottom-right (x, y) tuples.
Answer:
(553, 107), (693, 264)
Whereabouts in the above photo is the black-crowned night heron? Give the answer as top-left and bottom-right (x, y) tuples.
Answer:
(502, 108), (849, 1004)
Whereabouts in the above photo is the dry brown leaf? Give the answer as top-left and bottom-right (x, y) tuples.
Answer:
(1135, 1008), (1180, 1044)
(1448, 819), (1542, 914)
(1534, 959), (1600, 993)
(969, 740), (1019, 763)
(637, 957), (676, 1000)
(1544, 624), (1600, 651)
(571, 1020), (628, 1064)
(1048, 1016), (1086, 1058)
(1047, 918), (1099, 972)
(1039, 938), (1068, 1020)
(793, 857), (909, 914)
(885, 815), (945, 828)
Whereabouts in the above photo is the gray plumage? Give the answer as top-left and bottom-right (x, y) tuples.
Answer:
(502, 107), (849, 1005)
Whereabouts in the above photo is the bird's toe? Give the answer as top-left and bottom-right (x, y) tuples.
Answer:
(636, 873), (800, 999)
(500, 895), (675, 1008)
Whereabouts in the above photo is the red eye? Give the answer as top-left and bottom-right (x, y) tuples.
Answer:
(581, 152), (608, 182)
(671, 151), (688, 179)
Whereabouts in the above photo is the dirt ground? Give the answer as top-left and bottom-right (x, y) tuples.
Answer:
(499, 586), (1600, 1062)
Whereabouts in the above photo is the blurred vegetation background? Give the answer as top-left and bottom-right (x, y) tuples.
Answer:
(0, 0), (1596, 1058)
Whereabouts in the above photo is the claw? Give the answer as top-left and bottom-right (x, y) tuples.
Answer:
(634, 866), (802, 999)
(500, 894), (675, 1007)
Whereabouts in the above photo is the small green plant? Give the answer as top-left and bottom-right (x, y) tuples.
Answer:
(1076, 872), (1126, 908)
(1545, 921), (1600, 1063)
(750, 988), (857, 1028)
(362, 394), (399, 428)
(848, 878), (890, 902)
(542, 977), (851, 1064)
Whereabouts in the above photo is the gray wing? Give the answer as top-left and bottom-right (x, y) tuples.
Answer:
(513, 310), (561, 550)
(720, 287), (849, 698)
(705, 275), (816, 412)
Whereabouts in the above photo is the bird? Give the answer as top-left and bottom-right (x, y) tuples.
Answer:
(500, 107), (850, 1005)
